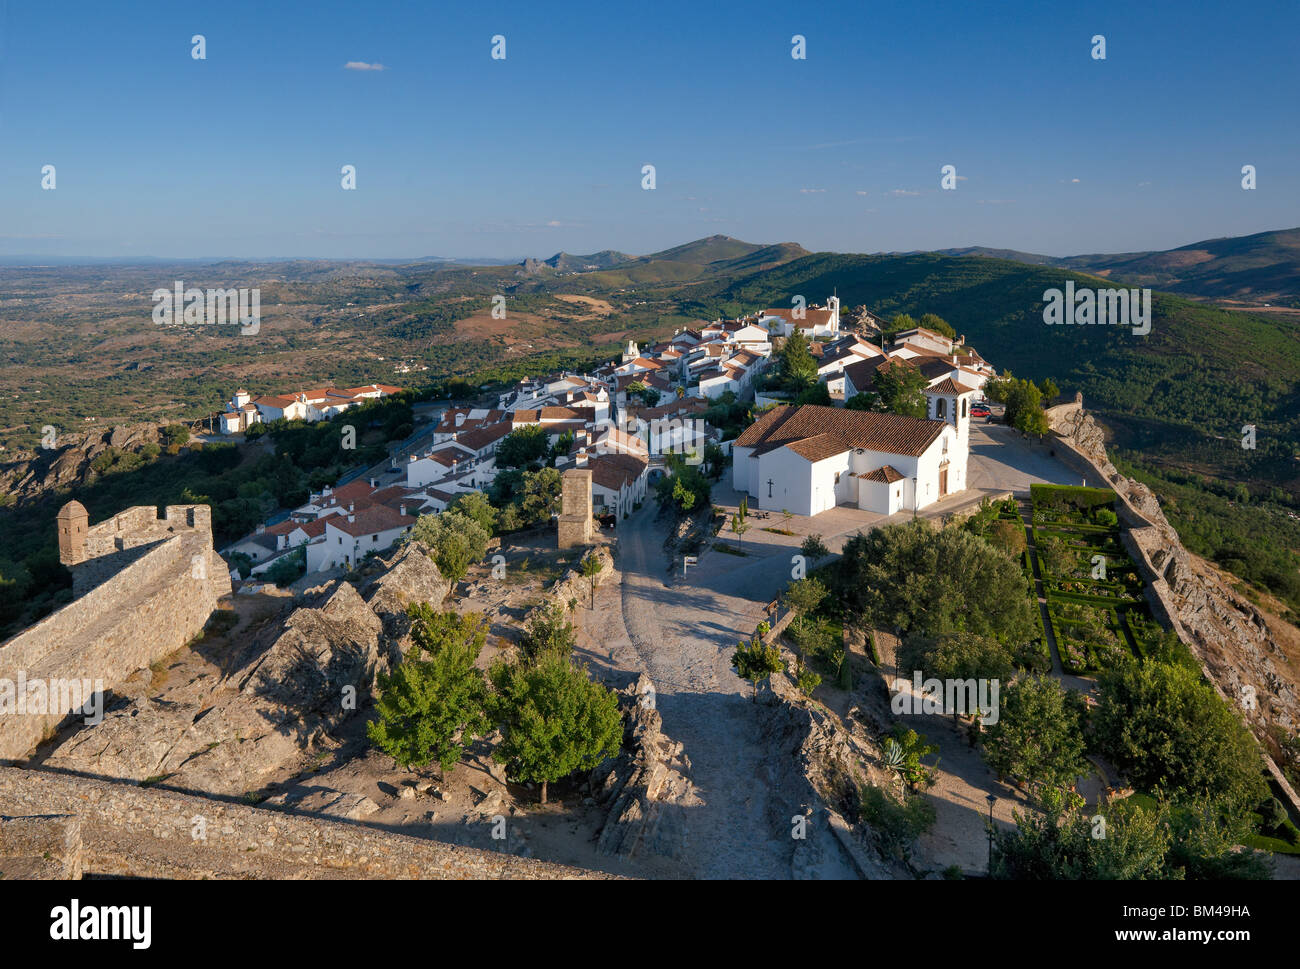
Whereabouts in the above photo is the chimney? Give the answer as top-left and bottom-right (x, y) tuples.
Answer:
(399, 504), (407, 516)
(348, 502), (354, 512)
(323, 486), (332, 497)
(575, 451), (589, 468)
(369, 477), (377, 488)
(347, 514), (355, 524)
(455, 412), (465, 427)
(256, 523), (265, 535)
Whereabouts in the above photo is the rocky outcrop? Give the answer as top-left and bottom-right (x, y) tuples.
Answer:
(0, 423), (165, 505)
(1051, 404), (1300, 793)
(758, 661), (900, 879)
(356, 540), (451, 660)
(592, 675), (694, 858)
(522, 545), (614, 626)
(44, 545), (449, 797)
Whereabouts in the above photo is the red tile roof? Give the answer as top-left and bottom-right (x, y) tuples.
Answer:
(326, 504), (413, 538)
(856, 465), (906, 484)
(735, 404), (946, 459)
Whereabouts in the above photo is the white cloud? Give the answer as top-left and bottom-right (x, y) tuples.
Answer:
(344, 61), (385, 71)
(977, 199), (1016, 205)
(855, 190), (870, 196)
(889, 189), (921, 197)
(799, 188), (826, 194)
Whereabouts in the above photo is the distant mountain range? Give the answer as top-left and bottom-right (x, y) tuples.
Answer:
(508, 227), (1300, 305)
(518, 235), (811, 285)
(932, 227), (1300, 304)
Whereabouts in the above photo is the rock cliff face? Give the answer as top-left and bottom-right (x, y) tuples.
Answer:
(1052, 406), (1300, 784)
(592, 674), (694, 858)
(44, 544), (448, 797)
(759, 659), (901, 879)
(0, 423), (165, 504)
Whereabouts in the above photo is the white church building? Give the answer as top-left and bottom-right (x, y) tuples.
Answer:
(731, 383), (975, 517)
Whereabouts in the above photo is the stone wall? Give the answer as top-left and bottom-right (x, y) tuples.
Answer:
(0, 506), (231, 762)
(1048, 404), (1300, 814)
(0, 768), (611, 879)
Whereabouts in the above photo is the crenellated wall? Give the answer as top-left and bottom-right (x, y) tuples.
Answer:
(0, 505), (231, 762)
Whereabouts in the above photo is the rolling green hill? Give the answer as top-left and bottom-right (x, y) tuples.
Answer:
(937, 227), (1300, 305)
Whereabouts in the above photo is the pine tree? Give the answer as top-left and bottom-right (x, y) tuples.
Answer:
(489, 653), (622, 804)
(366, 606), (490, 774)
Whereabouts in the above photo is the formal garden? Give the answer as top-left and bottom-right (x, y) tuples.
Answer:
(1029, 484), (1175, 674)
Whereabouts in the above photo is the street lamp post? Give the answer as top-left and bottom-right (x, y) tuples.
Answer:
(986, 793), (998, 876)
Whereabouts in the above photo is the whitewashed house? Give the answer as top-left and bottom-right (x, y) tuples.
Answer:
(731, 402), (969, 517)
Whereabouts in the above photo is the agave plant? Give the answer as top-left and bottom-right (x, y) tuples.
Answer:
(881, 737), (907, 798)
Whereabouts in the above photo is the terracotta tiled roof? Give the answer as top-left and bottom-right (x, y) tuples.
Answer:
(735, 404), (946, 459)
(457, 421), (513, 449)
(326, 504), (413, 538)
(915, 357), (958, 380)
(925, 377), (971, 395)
(784, 433), (849, 462)
(856, 465), (906, 484)
(588, 452), (648, 490)
(763, 308), (836, 326)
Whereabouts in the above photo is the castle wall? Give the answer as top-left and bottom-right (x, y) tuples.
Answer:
(0, 768), (613, 879)
(0, 507), (231, 762)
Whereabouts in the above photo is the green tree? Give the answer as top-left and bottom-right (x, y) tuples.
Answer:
(1093, 661), (1269, 811)
(991, 801), (1175, 880)
(407, 510), (490, 583)
(987, 519), (1027, 558)
(519, 602), (577, 661)
(860, 783), (936, 865)
(917, 313), (956, 339)
(1037, 534), (1075, 576)
(517, 466), (563, 526)
(837, 520), (1035, 646)
(655, 454), (711, 514)
(873, 361), (929, 418)
(732, 633), (782, 701)
(497, 425), (549, 468)
(844, 392), (881, 412)
(489, 652), (623, 804)
(448, 490), (498, 536)
(579, 553), (603, 608)
(366, 607), (491, 774)
(984, 674), (1089, 807)
(783, 576), (828, 619)
(800, 534), (829, 561)
(776, 331), (818, 391)
(730, 512), (750, 550)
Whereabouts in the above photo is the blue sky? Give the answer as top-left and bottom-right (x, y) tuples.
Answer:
(1, 0), (1297, 260)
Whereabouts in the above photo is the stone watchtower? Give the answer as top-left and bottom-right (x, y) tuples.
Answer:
(557, 468), (594, 549)
(57, 500), (89, 566)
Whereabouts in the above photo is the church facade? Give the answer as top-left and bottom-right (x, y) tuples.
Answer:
(731, 386), (974, 517)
